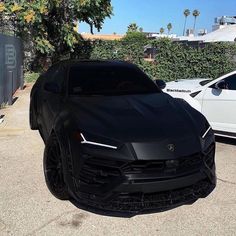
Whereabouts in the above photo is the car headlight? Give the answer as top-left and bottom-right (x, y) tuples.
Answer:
(201, 124), (212, 139)
(76, 132), (118, 149)
(202, 127), (212, 139)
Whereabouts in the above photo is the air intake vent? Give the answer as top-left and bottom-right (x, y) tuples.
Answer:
(79, 158), (124, 186)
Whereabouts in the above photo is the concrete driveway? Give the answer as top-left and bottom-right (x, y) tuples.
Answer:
(0, 85), (236, 236)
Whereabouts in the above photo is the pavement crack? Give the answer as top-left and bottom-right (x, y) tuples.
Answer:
(217, 178), (236, 185)
(25, 210), (77, 236)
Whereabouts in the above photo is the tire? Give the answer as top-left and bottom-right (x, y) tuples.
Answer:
(43, 133), (69, 200)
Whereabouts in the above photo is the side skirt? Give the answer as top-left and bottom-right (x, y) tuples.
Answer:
(214, 130), (236, 139)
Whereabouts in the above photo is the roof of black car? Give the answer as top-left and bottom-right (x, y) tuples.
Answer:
(55, 59), (136, 68)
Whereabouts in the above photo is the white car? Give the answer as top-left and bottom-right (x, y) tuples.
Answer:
(163, 71), (236, 139)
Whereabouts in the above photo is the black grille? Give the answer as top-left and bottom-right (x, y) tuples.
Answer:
(82, 179), (214, 213)
(122, 160), (164, 174)
(109, 180), (212, 212)
(78, 145), (215, 187)
(122, 154), (202, 176)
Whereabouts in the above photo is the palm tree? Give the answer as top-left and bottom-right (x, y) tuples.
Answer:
(193, 9), (200, 35)
(139, 27), (143, 33)
(127, 23), (138, 33)
(160, 27), (165, 35)
(183, 9), (190, 36)
(167, 23), (172, 35)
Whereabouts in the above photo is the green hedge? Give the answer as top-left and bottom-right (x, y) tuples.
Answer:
(74, 37), (236, 82)
(153, 38), (236, 81)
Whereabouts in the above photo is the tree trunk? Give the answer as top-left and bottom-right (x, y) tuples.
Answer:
(183, 17), (187, 36)
(193, 17), (197, 35)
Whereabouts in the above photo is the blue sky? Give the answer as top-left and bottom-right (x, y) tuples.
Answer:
(78, 0), (236, 36)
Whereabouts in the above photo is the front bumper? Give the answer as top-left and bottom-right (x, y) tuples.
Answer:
(73, 178), (215, 214)
(70, 144), (216, 214)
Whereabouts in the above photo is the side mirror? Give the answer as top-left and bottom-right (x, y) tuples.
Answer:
(215, 80), (227, 90)
(155, 79), (166, 90)
(44, 82), (61, 94)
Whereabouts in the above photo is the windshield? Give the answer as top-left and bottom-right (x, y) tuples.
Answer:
(68, 65), (160, 96)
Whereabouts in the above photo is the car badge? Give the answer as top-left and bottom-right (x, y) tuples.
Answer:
(167, 144), (175, 152)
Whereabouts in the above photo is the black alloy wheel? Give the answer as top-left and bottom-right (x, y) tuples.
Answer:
(43, 134), (69, 200)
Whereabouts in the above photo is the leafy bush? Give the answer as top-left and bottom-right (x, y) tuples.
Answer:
(24, 72), (40, 83)
(153, 38), (236, 81)
(90, 40), (122, 60)
(121, 32), (148, 63)
(137, 60), (159, 79)
(80, 36), (236, 82)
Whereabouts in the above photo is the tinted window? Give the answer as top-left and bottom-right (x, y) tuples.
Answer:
(44, 65), (66, 89)
(224, 74), (236, 90)
(68, 65), (159, 95)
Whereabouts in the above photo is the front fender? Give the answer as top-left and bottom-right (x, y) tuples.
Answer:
(53, 112), (81, 192)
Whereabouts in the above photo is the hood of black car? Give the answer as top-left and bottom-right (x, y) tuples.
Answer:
(67, 93), (203, 155)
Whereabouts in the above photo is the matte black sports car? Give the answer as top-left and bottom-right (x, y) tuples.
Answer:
(30, 60), (216, 214)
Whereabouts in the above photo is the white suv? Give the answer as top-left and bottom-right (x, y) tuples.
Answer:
(164, 71), (236, 139)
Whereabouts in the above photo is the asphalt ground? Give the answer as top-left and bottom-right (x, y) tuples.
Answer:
(0, 84), (235, 236)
